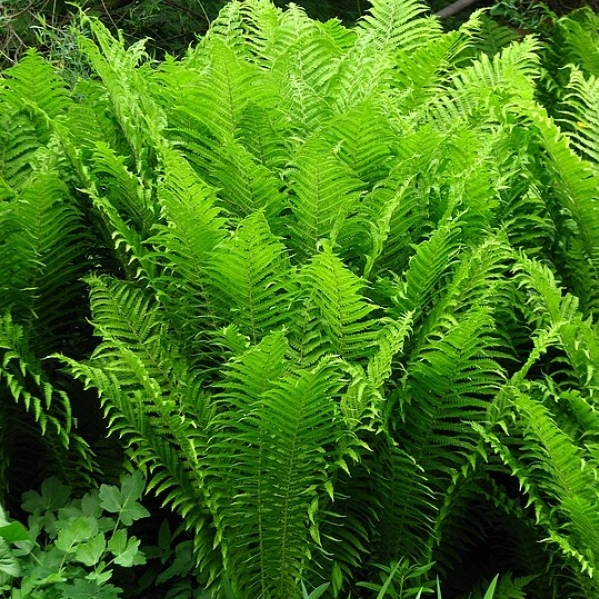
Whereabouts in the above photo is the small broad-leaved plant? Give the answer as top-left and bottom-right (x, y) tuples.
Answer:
(0, 473), (149, 598)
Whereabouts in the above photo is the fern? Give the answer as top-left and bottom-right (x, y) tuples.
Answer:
(209, 346), (347, 598)
(358, 0), (439, 54)
(286, 137), (364, 261)
(555, 8), (599, 78)
(0, 313), (93, 497)
(205, 211), (291, 344)
(4, 4), (599, 598)
(294, 247), (379, 364)
(561, 66), (599, 167)
(515, 98), (599, 318)
(0, 49), (71, 121)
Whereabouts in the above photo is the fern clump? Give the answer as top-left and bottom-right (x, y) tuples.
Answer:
(2, 1), (599, 598)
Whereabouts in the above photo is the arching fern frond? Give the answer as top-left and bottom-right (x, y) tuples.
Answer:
(555, 8), (599, 78)
(71, 276), (217, 534)
(0, 49), (71, 120)
(294, 247), (379, 363)
(390, 218), (463, 319)
(203, 0), (246, 55)
(471, 15), (520, 58)
(238, 0), (284, 63)
(61, 358), (219, 578)
(512, 256), (599, 396)
(286, 138), (364, 261)
(205, 211), (291, 345)
(393, 26), (472, 114)
(90, 142), (157, 235)
(174, 38), (258, 142)
(432, 36), (540, 126)
(0, 170), (91, 356)
(514, 390), (599, 583)
(0, 312), (94, 496)
(327, 34), (393, 114)
(561, 66), (599, 167)
(0, 312), (72, 444)
(78, 17), (166, 179)
(151, 147), (226, 281)
(370, 433), (437, 564)
(209, 354), (347, 599)
(358, 0), (439, 55)
(0, 112), (41, 191)
(323, 100), (399, 188)
(182, 136), (285, 224)
(514, 99), (599, 318)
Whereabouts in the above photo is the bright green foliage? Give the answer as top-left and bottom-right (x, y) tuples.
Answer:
(2, 1), (599, 598)
(0, 474), (148, 598)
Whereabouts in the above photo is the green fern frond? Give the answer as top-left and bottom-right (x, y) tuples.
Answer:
(393, 27), (472, 113)
(390, 218), (463, 318)
(238, 0), (284, 63)
(78, 17), (166, 178)
(236, 104), (291, 172)
(84, 275), (193, 394)
(205, 211), (291, 344)
(556, 8), (599, 78)
(472, 15), (520, 58)
(218, 331), (291, 408)
(400, 307), (504, 460)
(143, 150), (226, 350)
(359, 0), (439, 54)
(204, 0), (246, 54)
(0, 49), (71, 120)
(86, 184), (150, 281)
(209, 355), (347, 599)
(335, 311), (413, 430)
(0, 170), (91, 355)
(327, 34), (393, 114)
(512, 256), (599, 395)
(295, 247), (379, 363)
(151, 147), (226, 280)
(91, 142), (157, 234)
(514, 391), (599, 581)
(0, 112), (40, 190)
(371, 435), (437, 563)
(499, 167), (557, 257)
(62, 78), (123, 157)
(324, 101), (399, 187)
(561, 66), (599, 167)
(367, 313), (413, 398)
(61, 358), (217, 572)
(513, 100), (599, 317)
(252, 1), (318, 65)
(400, 235), (510, 363)
(266, 17), (348, 135)
(183, 136), (285, 223)
(287, 138), (364, 261)
(175, 39), (258, 142)
(66, 276), (218, 557)
(433, 36), (540, 126)
(0, 313), (71, 442)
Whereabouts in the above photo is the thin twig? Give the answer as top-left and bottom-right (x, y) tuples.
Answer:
(197, 0), (210, 26)
(3, 0), (37, 20)
(99, 0), (119, 31)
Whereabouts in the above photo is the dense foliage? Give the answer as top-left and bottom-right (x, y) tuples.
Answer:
(0, 0), (368, 68)
(2, 0), (599, 597)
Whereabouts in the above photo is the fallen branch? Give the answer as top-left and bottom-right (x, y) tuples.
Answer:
(436, 0), (483, 19)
